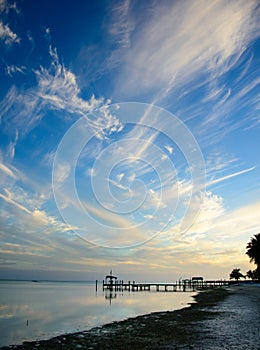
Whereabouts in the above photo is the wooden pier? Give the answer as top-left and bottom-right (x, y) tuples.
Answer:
(102, 279), (229, 292)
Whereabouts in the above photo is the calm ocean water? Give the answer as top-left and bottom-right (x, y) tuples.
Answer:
(0, 280), (195, 347)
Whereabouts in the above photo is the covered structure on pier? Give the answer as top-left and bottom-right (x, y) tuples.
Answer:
(105, 270), (118, 284)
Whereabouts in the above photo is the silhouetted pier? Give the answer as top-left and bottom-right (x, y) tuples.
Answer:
(102, 279), (229, 292)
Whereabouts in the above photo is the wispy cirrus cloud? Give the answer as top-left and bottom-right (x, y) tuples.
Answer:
(6, 64), (26, 76)
(115, 0), (259, 97)
(0, 47), (122, 139)
(108, 0), (134, 49)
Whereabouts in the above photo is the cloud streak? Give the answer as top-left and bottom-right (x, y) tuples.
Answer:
(0, 192), (31, 214)
(0, 162), (17, 179)
(207, 166), (256, 187)
(115, 0), (259, 97)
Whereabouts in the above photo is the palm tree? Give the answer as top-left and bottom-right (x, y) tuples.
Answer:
(246, 233), (260, 275)
(229, 268), (244, 282)
(246, 269), (260, 281)
(246, 270), (256, 280)
(246, 270), (254, 279)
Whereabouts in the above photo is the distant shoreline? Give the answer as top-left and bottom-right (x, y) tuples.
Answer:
(0, 279), (96, 283)
(1, 284), (259, 350)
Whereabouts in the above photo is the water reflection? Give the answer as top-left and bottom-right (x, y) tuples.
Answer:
(0, 281), (195, 347)
(104, 290), (117, 305)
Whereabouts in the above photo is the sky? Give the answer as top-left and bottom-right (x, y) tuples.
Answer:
(0, 0), (259, 282)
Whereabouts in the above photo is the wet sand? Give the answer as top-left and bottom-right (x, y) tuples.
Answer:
(1, 285), (259, 350)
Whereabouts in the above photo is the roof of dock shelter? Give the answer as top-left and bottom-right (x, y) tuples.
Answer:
(105, 275), (117, 280)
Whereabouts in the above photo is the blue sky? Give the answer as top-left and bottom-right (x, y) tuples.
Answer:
(0, 0), (259, 281)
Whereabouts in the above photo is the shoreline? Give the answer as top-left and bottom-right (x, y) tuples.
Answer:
(1, 285), (259, 349)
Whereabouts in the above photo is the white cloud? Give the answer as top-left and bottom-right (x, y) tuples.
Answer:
(136, 200), (260, 277)
(128, 173), (136, 182)
(0, 160), (53, 219)
(6, 129), (19, 161)
(144, 214), (154, 219)
(206, 152), (238, 174)
(0, 0), (7, 11)
(109, 178), (129, 191)
(31, 209), (78, 233)
(86, 167), (96, 177)
(0, 21), (20, 45)
(44, 27), (51, 41)
(0, 186), (78, 248)
(0, 1), (20, 44)
(212, 201), (260, 240)
(116, 173), (124, 181)
(79, 201), (147, 247)
(0, 0), (19, 13)
(184, 191), (225, 237)
(164, 145), (173, 154)
(162, 198), (260, 251)
(53, 161), (71, 184)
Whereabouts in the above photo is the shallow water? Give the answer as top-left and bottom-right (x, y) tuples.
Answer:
(0, 280), (195, 347)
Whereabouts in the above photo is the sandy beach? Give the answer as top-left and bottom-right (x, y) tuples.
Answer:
(1, 285), (259, 350)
